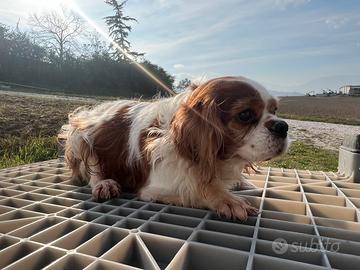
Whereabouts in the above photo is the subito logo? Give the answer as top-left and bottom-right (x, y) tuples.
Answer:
(272, 238), (288, 254)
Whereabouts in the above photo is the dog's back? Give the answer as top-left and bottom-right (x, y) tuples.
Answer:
(60, 100), (133, 185)
(60, 92), (189, 191)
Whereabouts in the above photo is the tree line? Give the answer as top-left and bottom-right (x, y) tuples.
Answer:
(0, 0), (175, 98)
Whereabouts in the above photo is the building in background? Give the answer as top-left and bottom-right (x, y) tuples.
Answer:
(339, 85), (360, 96)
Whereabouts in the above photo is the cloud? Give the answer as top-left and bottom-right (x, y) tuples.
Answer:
(173, 63), (185, 69)
(274, 0), (311, 9)
(178, 45), (342, 73)
(0, 8), (26, 17)
(129, 1), (273, 55)
(132, 11), (243, 55)
(325, 16), (349, 29)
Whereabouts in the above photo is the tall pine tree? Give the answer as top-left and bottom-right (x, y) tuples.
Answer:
(104, 0), (144, 62)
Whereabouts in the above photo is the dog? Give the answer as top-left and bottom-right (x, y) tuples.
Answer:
(60, 76), (289, 220)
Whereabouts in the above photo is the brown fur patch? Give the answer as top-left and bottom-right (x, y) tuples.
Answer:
(79, 106), (150, 193)
(264, 119), (275, 129)
(171, 99), (224, 187)
(171, 76), (265, 186)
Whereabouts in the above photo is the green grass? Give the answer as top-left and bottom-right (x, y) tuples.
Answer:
(278, 113), (360, 126)
(260, 141), (338, 171)
(0, 136), (58, 169)
(0, 136), (338, 172)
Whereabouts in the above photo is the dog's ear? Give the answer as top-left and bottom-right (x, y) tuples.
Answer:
(171, 99), (224, 184)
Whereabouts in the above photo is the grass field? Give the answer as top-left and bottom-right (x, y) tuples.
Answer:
(278, 95), (360, 125)
(0, 92), (345, 171)
(261, 141), (338, 171)
(0, 94), (91, 169)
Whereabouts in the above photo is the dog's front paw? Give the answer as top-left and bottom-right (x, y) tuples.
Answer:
(214, 196), (258, 221)
(92, 179), (122, 201)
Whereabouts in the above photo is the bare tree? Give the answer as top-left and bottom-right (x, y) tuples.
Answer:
(29, 7), (83, 67)
(81, 32), (109, 60)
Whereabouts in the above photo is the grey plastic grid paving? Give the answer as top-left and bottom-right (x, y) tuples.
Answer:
(0, 159), (360, 270)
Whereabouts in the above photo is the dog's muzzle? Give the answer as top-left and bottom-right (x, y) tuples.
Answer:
(267, 120), (288, 138)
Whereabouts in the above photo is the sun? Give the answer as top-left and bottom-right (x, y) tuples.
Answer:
(34, 0), (73, 13)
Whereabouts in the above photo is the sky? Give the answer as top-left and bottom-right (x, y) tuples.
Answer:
(0, 0), (359, 93)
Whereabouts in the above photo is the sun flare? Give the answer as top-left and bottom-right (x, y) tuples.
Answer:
(35, 0), (72, 13)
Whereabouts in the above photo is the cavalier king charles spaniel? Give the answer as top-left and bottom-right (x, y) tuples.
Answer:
(61, 76), (289, 220)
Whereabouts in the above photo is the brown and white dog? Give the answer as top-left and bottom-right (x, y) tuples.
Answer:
(60, 76), (288, 220)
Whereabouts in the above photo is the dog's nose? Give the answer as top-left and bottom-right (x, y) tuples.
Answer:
(268, 120), (288, 138)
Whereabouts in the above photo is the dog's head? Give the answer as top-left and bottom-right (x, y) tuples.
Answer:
(171, 76), (289, 181)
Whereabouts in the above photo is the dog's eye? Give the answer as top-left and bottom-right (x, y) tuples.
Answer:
(237, 109), (256, 122)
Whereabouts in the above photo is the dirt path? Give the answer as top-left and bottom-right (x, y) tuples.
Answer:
(0, 90), (98, 103)
(286, 119), (360, 151)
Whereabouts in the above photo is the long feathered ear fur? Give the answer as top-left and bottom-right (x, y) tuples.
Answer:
(171, 98), (224, 184)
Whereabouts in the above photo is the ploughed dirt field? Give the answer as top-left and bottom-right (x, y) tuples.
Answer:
(278, 95), (360, 126)
(0, 92), (94, 137)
